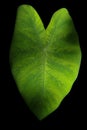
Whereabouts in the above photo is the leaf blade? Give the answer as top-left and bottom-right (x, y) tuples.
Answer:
(10, 5), (81, 120)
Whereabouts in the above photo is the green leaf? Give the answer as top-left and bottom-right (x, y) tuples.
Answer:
(9, 5), (81, 120)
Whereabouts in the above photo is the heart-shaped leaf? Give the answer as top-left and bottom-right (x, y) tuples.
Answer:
(9, 5), (81, 120)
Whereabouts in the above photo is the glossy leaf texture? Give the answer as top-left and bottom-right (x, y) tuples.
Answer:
(10, 5), (81, 120)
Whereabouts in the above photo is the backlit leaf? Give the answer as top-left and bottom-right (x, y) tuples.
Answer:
(9, 5), (81, 120)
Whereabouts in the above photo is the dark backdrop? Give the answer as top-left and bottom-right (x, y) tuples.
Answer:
(1, 0), (86, 129)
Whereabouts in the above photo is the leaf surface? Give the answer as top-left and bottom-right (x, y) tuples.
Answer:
(10, 5), (81, 120)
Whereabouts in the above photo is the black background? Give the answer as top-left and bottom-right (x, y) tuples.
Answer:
(1, 0), (86, 129)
